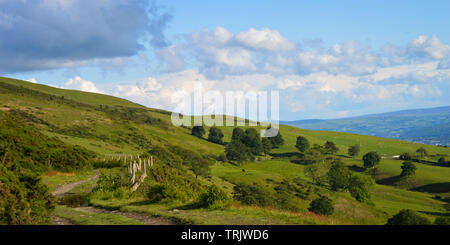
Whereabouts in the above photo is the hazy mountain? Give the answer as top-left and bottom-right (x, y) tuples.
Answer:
(282, 106), (450, 146)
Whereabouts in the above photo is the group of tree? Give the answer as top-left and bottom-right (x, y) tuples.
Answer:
(295, 136), (339, 155)
(225, 127), (284, 164)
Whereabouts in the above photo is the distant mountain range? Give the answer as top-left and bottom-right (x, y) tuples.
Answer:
(281, 106), (450, 146)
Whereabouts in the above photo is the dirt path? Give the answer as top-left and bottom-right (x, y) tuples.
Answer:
(52, 172), (100, 197)
(52, 171), (174, 225)
(74, 207), (174, 225)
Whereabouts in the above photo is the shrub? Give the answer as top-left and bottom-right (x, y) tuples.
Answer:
(218, 154), (227, 162)
(323, 141), (339, 155)
(147, 183), (187, 203)
(308, 196), (334, 215)
(386, 209), (431, 225)
(199, 185), (231, 209)
(233, 183), (274, 207)
(434, 216), (450, 225)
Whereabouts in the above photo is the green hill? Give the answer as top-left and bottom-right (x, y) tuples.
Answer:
(1, 76), (449, 225)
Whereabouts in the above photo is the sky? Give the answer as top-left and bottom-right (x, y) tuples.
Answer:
(1, 0), (450, 120)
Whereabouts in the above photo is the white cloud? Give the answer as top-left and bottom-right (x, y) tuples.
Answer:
(234, 28), (295, 51)
(409, 35), (450, 59)
(63, 76), (102, 93)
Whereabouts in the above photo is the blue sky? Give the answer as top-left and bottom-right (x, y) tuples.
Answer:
(1, 0), (450, 120)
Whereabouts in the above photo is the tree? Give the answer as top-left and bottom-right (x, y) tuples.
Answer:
(242, 128), (263, 155)
(225, 140), (250, 164)
(400, 152), (412, 160)
(348, 145), (360, 157)
(327, 161), (352, 191)
(231, 128), (246, 142)
(295, 136), (310, 152)
(191, 125), (205, 138)
(308, 196), (334, 215)
(386, 209), (431, 225)
(324, 141), (339, 155)
(261, 138), (272, 155)
(434, 216), (450, 225)
(438, 157), (447, 166)
(400, 161), (417, 178)
(208, 127), (224, 144)
(305, 159), (330, 186)
(190, 159), (211, 179)
(362, 152), (381, 169)
(416, 147), (428, 159)
(266, 126), (284, 148)
(348, 175), (374, 204)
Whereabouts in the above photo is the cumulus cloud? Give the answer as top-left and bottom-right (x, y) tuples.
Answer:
(63, 76), (102, 94)
(0, 0), (172, 74)
(234, 28), (295, 51)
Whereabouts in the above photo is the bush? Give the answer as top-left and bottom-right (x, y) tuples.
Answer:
(434, 216), (450, 225)
(199, 185), (231, 209)
(192, 125), (206, 138)
(208, 127), (224, 144)
(233, 183), (274, 207)
(308, 196), (334, 215)
(0, 164), (54, 225)
(218, 153), (227, 162)
(386, 209), (431, 225)
(147, 183), (188, 203)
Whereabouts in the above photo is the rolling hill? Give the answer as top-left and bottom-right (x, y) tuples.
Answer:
(282, 106), (450, 146)
(1, 76), (449, 225)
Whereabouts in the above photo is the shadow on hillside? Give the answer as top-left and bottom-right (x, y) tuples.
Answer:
(270, 152), (304, 158)
(418, 211), (450, 217)
(412, 182), (450, 194)
(348, 165), (366, 172)
(376, 175), (402, 186)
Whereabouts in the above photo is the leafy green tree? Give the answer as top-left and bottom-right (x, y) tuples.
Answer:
(308, 196), (334, 215)
(266, 126), (284, 148)
(386, 209), (431, 225)
(225, 140), (250, 164)
(190, 159), (211, 179)
(416, 147), (428, 159)
(305, 159), (330, 186)
(324, 141), (339, 155)
(348, 175), (374, 204)
(231, 127), (246, 142)
(261, 138), (273, 155)
(295, 136), (310, 152)
(191, 125), (206, 138)
(327, 161), (352, 191)
(207, 127), (224, 144)
(400, 152), (412, 160)
(362, 152), (381, 169)
(243, 128), (263, 155)
(348, 144), (360, 157)
(400, 161), (417, 178)
(438, 157), (447, 166)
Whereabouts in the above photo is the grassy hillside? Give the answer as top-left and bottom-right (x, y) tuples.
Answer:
(1, 76), (449, 225)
